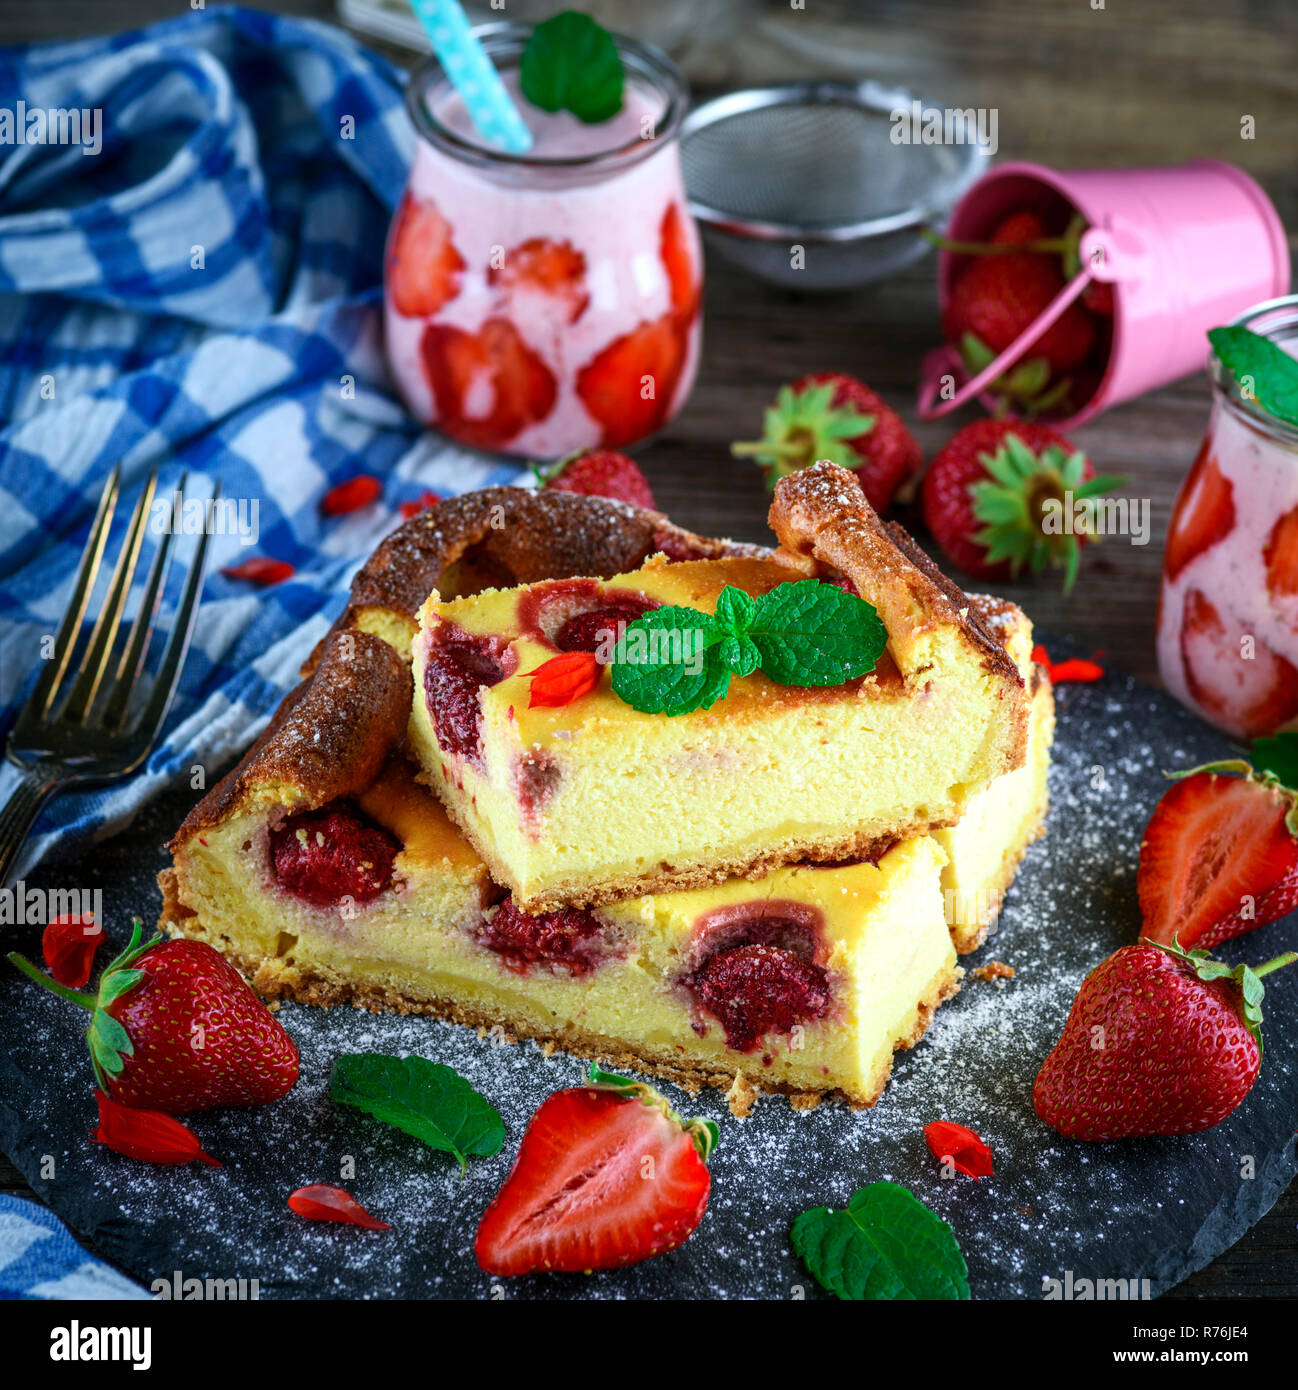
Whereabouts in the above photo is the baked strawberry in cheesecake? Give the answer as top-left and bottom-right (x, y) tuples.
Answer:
(409, 463), (1030, 911)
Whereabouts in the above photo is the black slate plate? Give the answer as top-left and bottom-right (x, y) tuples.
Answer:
(1, 647), (1295, 1300)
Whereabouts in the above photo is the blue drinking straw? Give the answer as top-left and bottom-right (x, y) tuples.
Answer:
(409, 0), (534, 154)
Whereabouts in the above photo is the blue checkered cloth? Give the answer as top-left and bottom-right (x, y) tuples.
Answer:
(0, 5), (526, 877)
(0, 1194), (149, 1300)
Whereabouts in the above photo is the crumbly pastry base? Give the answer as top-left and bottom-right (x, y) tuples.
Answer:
(158, 870), (959, 1116)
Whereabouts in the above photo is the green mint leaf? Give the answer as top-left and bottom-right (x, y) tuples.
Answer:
(611, 606), (731, 715)
(1208, 326), (1298, 429)
(748, 580), (887, 686)
(792, 1182), (970, 1301)
(714, 584), (754, 634)
(1252, 732), (1298, 790)
(519, 11), (624, 124)
(330, 1053), (504, 1175)
(717, 631), (761, 678)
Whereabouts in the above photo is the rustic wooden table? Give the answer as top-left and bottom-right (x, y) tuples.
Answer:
(1, 0), (1294, 1298)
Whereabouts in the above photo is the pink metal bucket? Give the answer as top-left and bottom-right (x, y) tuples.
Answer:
(917, 159), (1290, 428)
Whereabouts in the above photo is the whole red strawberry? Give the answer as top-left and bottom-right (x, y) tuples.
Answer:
(1138, 735), (1298, 952)
(9, 920), (298, 1114)
(930, 211), (1105, 413)
(921, 418), (1121, 589)
(475, 1067), (715, 1275)
(731, 374), (922, 514)
(1033, 939), (1295, 1141)
(540, 449), (656, 509)
(944, 249), (1096, 378)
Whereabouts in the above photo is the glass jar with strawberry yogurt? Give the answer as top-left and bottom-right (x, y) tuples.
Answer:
(386, 24), (702, 458)
(1156, 296), (1298, 741)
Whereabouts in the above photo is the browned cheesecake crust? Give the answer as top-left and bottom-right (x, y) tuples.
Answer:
(304, 486), (765, 674)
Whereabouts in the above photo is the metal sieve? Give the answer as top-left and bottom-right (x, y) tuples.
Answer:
(681, 82), (989, 291)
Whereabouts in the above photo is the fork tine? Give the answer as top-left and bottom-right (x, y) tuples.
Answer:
(23, 467), (120, 720)
(132, 482), (218, 742)
(101, 474), (184, 730)
(63, 471), (158, 725)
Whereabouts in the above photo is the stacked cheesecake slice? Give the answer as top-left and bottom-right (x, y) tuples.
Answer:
(162, 464), (1052, 1109)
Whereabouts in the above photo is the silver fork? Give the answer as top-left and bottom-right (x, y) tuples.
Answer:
(0, 467), (216, 888)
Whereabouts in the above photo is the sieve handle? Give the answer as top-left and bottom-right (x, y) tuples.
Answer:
(916, 228), (1128, 420)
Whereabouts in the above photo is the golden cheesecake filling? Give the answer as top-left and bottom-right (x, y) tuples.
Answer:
(409, 555), (1028, 912)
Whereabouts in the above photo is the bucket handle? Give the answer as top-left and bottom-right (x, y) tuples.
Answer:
(917, 227), (1124, 420)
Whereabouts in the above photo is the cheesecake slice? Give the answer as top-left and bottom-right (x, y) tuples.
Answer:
(409, 464), (1029, 911)
(162, 629), (959, 1107)
(159, 487), (1048, 1111)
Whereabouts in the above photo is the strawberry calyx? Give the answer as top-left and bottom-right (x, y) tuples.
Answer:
(968, 433), (1124, 591)
(730, 381), (875, 486)
(1165, 734), (1298, 837)
(531, 452), (580, 488)
(1148, 936), (1297, 1051)
(921, 224), (1081, 259)
(8, 918), (156, 1090)
(959, 333), (1074, 418)
(586, 1064), (718, 1162)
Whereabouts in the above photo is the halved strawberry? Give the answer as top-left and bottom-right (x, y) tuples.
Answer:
(1139, 742), (1298, 951)
(575, 314), (687, 448)
(660, 203), (700, 320)
(474, 1068), (715, 1275)
(488, 237), (589, 325)
(421, 317), (557, 451)
(387, 194), (465, 319)
(1164, 442), (1236, 581)
(1180, 588), (1298, 740)
(1264, 505), (1298, 599)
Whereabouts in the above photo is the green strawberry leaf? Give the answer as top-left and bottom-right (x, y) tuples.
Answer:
(748, 580), (886, 686)
(330, 1053), (504, 1175)
(87, 1011), (133, 1081)
(1208, 326), (1298, 429)
(520, 11), (624, 124)
(792, 1182), (970, 1300)
(1252, 732), (1298, 790)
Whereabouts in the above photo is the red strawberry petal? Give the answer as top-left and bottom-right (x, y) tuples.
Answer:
(288, 1184), (392, 1230)
(42, 913), (103, 988)
(1032, 644), (1104, 683)
(924, 1120), (994, 1178)
(91, 1092), (221, 1167)
(221, 557), (295, 585)
(525, 651), (602, 707)
(322, 475), (383, 517)
(398, 490), (444, 520)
